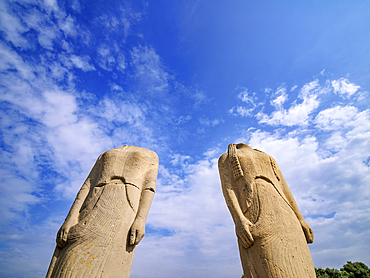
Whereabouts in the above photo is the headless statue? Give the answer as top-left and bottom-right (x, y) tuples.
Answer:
(46, 145), (159, 278)
(218, 143), (316, 278)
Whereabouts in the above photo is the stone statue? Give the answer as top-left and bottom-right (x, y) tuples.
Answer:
(218, 143), (316, 277)
(46, 145), (159, 278)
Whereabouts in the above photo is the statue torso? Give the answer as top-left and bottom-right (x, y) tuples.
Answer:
(220, 144), (289, 215)
(89, 145), (157, 188)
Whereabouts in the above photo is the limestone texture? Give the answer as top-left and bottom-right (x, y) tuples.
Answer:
(46, 145), (158, 278)
(218, 143), (316, 278)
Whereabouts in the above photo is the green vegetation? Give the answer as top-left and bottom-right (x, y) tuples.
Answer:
(316, 261), (370, 278)
(240, 262), (370, 278)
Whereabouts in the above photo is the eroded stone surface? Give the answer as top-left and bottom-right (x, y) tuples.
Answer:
(218, 143), (316, 278)
(46, 145), (159, 278)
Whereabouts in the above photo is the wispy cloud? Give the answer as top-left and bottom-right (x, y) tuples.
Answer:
(229, 87), (258, 117)
(130, 45), (170, 94)
(97, 6), (142, 39)
(1, 0), (369, 276)
(270, 84), (288, 109)
(199, 117), (223, 127)
(258, 80), (323, 126)
(97, 44), (116, 71)
(0, 1), (28, 48)
(68, 54), (95, 71)
(0, 2), (163, 260)
(233, 77), (370, 268)
(134, 155), (238, 277)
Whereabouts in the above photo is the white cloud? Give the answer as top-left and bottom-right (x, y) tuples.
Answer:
(1, 0), (369, 275)
(1, 2), (79, 53)
(0, 167), (41, 223)
(95, 97), (146, 125)
(170, 154), (192, 166)
(324, 132), (347, 152)
(48, 61), (69, 79)
(22, 8), (44, 29)
(38, 25), (59, 50)
(175, 115), (192, 124)
(0, 212), (64, 277)
(130, 45), (170, 94)
(315, 105), (358, 131)
(238, 104), (370, 268)
(0, 1), (28, 48)
(229, 88), (257, 117)
(332, 78), (360, 99)
(199, 117), (222, 127)
(44, 0), (59, 10)
(97, 44), (116, 70)
(69, 55), (95, 71)
(100, 14), (120, 30)
(117, 53), (127, 71)
(110, 82), (124, 92)
(226, 77), (370, 269)
(0, 81), (111, 200)
(0, 2), (186, 277)
(238, 88), (254, 103)
(270, 84), (288, 109)
(0, 21), (160, 208)
(59, 15), (77, 37)
(258, 96), (319, 126)
(131, 156), (241, 277)
(258, 80), (322, 126)
(70, 0), (81, 12)
(299, 79), (321, 98)
(120, 8), (142, 38)
(61, 40), (71, 51)
(3, 1), (76, 52)
(0, 75), (160, 201)
(93, 7), (142, 44)
(191, 88), (207, 107)
(0, 42), (36, 80)
(291, 85), (298, 91)
(234, 106), (253, 117)
(121, 16), (131, 39)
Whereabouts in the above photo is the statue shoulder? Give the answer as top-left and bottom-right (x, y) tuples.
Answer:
(146, 149), (159, 166)
(253, 148), (267, 155)
(126, 146), (159, 165)
(218, 153), (230, 175)
(218, 152), (228, 165)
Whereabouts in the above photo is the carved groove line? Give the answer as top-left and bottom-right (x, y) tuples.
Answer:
(53, 183), (128, 278)
(255, 176), (293, 211)
(228, 144), (244, 181)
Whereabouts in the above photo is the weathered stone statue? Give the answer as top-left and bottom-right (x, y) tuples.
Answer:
(46, 145), (159, 278)
(218, 143), (316, 277)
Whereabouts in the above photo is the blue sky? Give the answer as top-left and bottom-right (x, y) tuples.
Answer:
(1, 0), (370, 277)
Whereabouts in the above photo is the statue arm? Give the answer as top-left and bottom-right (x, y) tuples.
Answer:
(273, 158), (314, 243)
(219, 155), (254, 249)
(129, 155), (159, 245)
(56, 178), (91, 248)
(55, 155), (102, 248)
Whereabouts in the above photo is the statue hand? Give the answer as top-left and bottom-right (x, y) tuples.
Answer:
(56, 223), (71, 248)
(236, 218), (254, 249)
(300, 220), (314, 244)
(129, 218), (145, 245)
